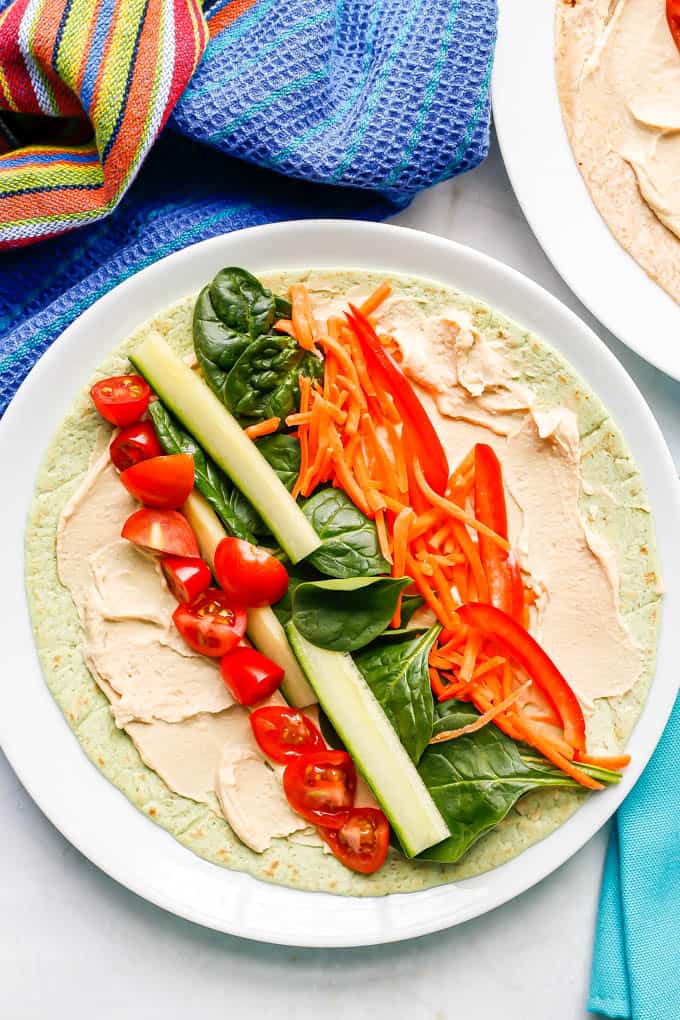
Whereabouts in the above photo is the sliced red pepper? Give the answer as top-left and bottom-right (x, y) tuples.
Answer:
(346, 306), (449, 495)
(457, 602), (586, 753)
(668, 0), (680, 53)
(473, 444), (524, 621)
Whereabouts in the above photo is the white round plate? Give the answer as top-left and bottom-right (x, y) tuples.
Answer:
(1, 220), (678, 947)
(492, 0), (680, 381)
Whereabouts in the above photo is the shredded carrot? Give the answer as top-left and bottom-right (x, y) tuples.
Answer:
(374, 509), (393, 564)
(472, 655), (507, 682)
(333, 454), (371, 516)
(430, 682), (531, 744)
(285, 412), (312, 427)
(244, 417), (281, 440)
(451, 520), (489, 604)
(459, 630), (482, 683)
(413, 460), (510, 552)
(290, 284), (317, 351)
(428, 558), (460, 623)
(516, 721), (603, 790)
(576, 752), (631, 770)
(384, 419), (408, 495)
(406, 552), (451, 628)
(360, 280), (392, 317)
(273, 318), (295, 336)
(292, 376), (312, 499)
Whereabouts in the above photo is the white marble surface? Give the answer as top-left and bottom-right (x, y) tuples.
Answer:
(2, 136), (678, 1020)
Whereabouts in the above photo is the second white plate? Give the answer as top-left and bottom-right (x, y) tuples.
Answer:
(492, 0), (680, 381)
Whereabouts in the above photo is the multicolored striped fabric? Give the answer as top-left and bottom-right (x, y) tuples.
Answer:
(0, 0), (497, 412)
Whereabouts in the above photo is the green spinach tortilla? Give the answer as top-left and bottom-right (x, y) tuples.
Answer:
(25, 270), (661, 896)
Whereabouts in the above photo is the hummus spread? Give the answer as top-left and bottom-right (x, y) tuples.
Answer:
(556, 0), (680, 303)
(56, 282), (643, 859)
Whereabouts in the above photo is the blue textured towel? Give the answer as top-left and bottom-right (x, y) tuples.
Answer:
(0, 0), (497, 415)
(589, 694), (680, 1020)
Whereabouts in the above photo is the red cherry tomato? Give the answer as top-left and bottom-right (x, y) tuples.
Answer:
(109, 422), (162, 471)
(249, 706), (325, 763)
(283, 750), (356, 829)
(173, 589), (247, 658)
(90, 375), (150, 426)
(214, 537), (289, 607)
(121, 508), (200, 558)
(220, 647), (284, 705)
(162, 555), (212, 603)
(120, 454), (194, 509)
(318, 808), (390, 874)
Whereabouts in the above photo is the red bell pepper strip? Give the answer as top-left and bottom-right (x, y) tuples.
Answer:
(668, 0), (680, 53)
(457, 602), (587, 753)
(474, 444), (524, 621)
(346, 305), (449, 495)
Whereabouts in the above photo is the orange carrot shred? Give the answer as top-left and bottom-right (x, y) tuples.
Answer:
(244, 417), (281, 440)
(360, 280), (392, 317)
(290, 284), (317, 351)
(430, 682), (531, 744)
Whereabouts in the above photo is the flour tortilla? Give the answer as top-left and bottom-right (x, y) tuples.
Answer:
(25, 269), (661, 896)
(555, 0), (680, 304)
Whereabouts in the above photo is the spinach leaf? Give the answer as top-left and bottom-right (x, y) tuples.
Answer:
(193, 268), (291, 405)
(354, 624), (440, 763)
(225, 332), (323, 422)
(256, 434), (301, 492)
(148, 401), (257, 543)
(271, 573), (310, 628)
(302, 488), (389, 578)
(417, 702), (589, 864)
(291, 576), (411, 652)
(209, 267), (278, 338)
(192, 286), (252, 403)
(400, 594), (425, 626)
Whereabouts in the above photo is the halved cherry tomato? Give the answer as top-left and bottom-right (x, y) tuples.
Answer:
(109, 422), (162, 471)
(474, 444), (524, 622)
(318, 807), (390, 874)
(162, 555), (211, 603)
(283, 750), (356, 829)
(120, 454), (194, 509)
(249, 706), (325, 763)
(214, 537), (289, 607)
(122, 508), (200, 557)
(220, 647), (284, 705)
(346, 305), (449, 495)
(173, 589), (247, 657)
(90, 375), (150, 426)
(668, 0), (680, 54)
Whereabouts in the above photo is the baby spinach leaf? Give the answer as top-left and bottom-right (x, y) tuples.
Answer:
(148, 400), (257, 543)
(209, 267), (278, 338)
(271, 573), (310, 628)
(193, 268), (291, 405)
(400, 594), (425, 626)
(417, 702), (590, 864)
(225, 333), (323, 422)
(354, 624), (440, 763)
(193, 286), (251, 403)
(291, 576), (411, 652)
(256, 434), (301, 492)
(302, 488), (390, 578)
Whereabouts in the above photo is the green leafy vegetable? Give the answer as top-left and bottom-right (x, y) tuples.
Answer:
(291, 576), (411, 652)
(302, 488), (389, 578)
(193, 267), (293, 406)
(148, 400), (256, 543)
(271, 573), (310, 628)
(209, 267), (278, 338)
(256, 434), (301, 492)
(226, 332), (322, 423)
(400, 595), (425, 626)
(417, 702), (600, 864)
(354, 624), (440, 763)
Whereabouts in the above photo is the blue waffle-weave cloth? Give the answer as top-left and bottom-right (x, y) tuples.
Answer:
(0, 0), (497, 415)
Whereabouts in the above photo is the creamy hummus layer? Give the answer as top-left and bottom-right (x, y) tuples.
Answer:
(556, 0), (680, 303)
(56, 279), (644, 860)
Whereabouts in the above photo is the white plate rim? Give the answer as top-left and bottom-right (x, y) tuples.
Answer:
(491, 0), (680, 381)
(1, 218), (678, 948)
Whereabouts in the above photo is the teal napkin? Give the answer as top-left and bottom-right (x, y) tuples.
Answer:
(589, 693), (680, 1020)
